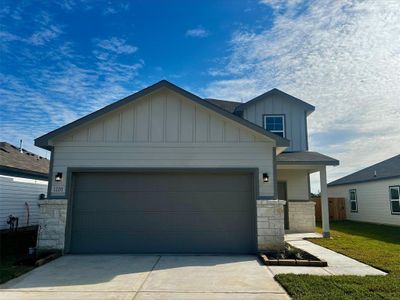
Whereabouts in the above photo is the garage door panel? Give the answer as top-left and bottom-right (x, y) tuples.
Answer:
(74, 173), (252, 193)
(69, 171), (255, 254)
(70, 230), (251, 254)
(71, 211), (251, 231)
(73, 191), (252, 212)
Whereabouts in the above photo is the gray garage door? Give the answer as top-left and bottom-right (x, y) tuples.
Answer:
(67, 171), (256, 254)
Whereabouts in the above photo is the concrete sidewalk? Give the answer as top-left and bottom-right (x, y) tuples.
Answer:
(0, 255), (290, 300)
(268, 233), (387, 276)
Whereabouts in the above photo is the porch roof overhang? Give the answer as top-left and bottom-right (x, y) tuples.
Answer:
(277, 151), (339, 172)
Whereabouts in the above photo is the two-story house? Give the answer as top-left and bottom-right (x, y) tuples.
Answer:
(35, 80), (338, 254)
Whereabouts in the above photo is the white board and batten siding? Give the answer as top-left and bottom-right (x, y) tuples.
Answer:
(0, 175), (47, 230)
(328, 178), (400, 226)
(242, 93), (308, 152)
(50, 88), (276, 198)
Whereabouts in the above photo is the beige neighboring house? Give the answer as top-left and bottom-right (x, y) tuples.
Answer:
(34, 80), (338, 254)
(328, 155), (400, 226)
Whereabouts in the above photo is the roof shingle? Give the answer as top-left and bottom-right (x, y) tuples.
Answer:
(204, 98), (241, 113)
(0, 142), (49, 177)
(277, 151), (339, 166)
(328, 154), (400, 186)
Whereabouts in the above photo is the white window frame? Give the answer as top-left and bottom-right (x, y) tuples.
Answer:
(263, 114), (286, 138)
(349, 189), (358, 213)
(389, 185), (400, 215)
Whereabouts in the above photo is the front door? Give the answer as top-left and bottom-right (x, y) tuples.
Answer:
(278, 182), (289, 230)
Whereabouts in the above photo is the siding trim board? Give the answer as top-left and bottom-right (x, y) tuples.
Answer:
(257, 196), (275, 200)
(304, 111), (309, 150)
(273, 147), (278, 200)
(278, 161), (339, 166)
(46, 149), (54, 197)
(0, 167), (48, 181)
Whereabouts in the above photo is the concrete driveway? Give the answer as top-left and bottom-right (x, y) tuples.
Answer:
(0, 255), (289, 299)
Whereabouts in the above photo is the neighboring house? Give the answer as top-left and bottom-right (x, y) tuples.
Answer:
(0, 142), (49, 230)
(34, 80), (338, 254)
(328, 155), (400, 226)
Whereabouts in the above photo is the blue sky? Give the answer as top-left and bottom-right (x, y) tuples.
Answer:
(1, 0), (399, 190)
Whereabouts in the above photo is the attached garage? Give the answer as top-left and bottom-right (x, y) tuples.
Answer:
(35, 80), (290, 253)
(66, 170), (256, 254)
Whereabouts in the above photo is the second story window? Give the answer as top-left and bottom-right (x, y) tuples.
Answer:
(263, 115), (285, 137)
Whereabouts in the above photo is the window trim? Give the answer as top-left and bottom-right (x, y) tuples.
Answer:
(349, 189), (358, 213)
(263, 114), (286, 138)
(389, 185), (400, 215)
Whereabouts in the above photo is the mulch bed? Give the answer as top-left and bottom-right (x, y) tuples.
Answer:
(259, 243), (327, 267)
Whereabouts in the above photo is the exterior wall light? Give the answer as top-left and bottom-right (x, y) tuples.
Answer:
(55, 172), (63, 182)
(263, 173), (269, 182)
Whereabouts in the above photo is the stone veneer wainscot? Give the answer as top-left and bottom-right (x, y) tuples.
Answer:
(256, 200), (286, 251)
(37, 199), (67, 250)
(287, 201), (316, 233)
(37, 199), (286, 252)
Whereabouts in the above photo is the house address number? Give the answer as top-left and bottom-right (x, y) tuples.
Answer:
(52, 186), (65, 193)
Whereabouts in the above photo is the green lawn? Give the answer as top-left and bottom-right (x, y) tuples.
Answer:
(275, 221), (400, 300)
(0, 255), (34, 284)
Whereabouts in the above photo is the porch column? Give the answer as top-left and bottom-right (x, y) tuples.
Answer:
(320, 166), (330, 238)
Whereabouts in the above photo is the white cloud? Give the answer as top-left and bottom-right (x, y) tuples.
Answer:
(1, 35), (143, 157)
(259, 0), (304, 12)
(0, 31), (21, 42)
(205, 0), (400, 191)
(0, 9), (63, 47)
(0, 3), (142, 156)
(0, 57), (144, 156)
(28, 25), (63, 45)
(103, 2), (130, 15)
(58, 0), (76, 10)
(96, 37), (138, 54)
(185, 27), (209, 38)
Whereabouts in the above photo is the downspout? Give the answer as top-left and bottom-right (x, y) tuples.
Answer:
(25, 202), (30, 226)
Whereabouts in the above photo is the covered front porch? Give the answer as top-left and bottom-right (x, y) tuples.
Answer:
(276, 151), (339, 237)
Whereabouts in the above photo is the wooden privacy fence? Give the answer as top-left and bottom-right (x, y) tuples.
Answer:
(314, 197), (346, 221)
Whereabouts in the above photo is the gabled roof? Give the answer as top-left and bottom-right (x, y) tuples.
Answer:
(277, 151), (339, 166)
(328, 154), (400, 186)
(35, 80), (290, 150)
(234, 88), (315, 115)
(204, 98), (241, 113)
(0, 141), (49, 179)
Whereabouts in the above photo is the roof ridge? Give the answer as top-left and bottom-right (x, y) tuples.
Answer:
(234, 88), (315, 113)
(35, 80), (290, 149)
